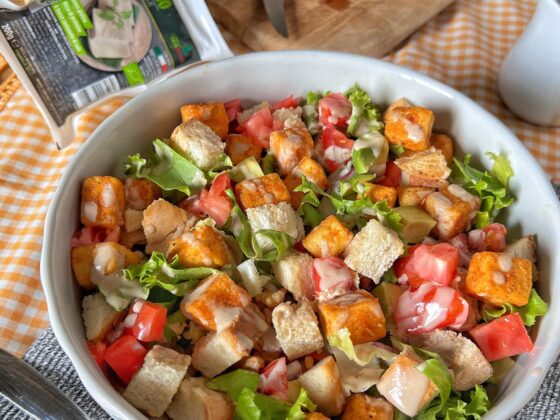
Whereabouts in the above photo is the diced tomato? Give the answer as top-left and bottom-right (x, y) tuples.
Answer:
(225, 99), (242, 122)
(448, 234), (472, 268)
(294, 241), (306, 253)
(71, 226), (120, 247)
(124, 300), (167, 343)
(395, 282), (470, 334)
(467, 223), (507, 253)
(104, 335), (147, 383)
(321, 126), (354, 172)
(199, 173), (232, 226)
(395, 244), (458, 289)
(378, 160), (401, 188)
(469, 313), (533, 362)
(178, 194), (206, 217)
(238, 106), (274, 148)
(259, 357), (289, 401)
(87, 340), (108, 370)
(312, 257), (356, 296)
(318, 93), (351, 130)
(272, 95), (301, 111)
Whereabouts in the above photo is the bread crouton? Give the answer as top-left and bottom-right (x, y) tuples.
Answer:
(396, 147), (451, 188)
(430, 134), (454, 166)
(284, 157), (328, 209)
(170, 119), (226, 171)
(246, 202), (304, 251)
(303, 215), (353, 258)
(142, 199), (198, 254)
(272, 250), (315, 301)
(235, 173), (291, 209)
(384, 106), (434, 151)
(465, 252), (532, 306)
(181, 273), (251, 332)
(270, 127), (314, 176)
(318, 290), (386, 344)
(377, 348), (438, 417)
(298, 356), (345, 416)
(225, 133), (263, 165)
(505, 235), (538, 281)
(123, 346), (190, 417)
(407, 329), (493, 391)
(124, 209), (143, 233)
(235, 303), (269, 344)
(192, 328), (253, 377)
(167, 225), (235, 268)
(344, 219), (404, 283)
(271, 300), (324, 360)
(362, 183), (398, 208)
(397, 186), (434, 206)
(81, 176), (125, 229)
(180, 102), (229, 139)
(342, 395), (394, 420)
(82, 293), (120, 340)
(124, 178), (161, 211)
(167, 377), (234, 420)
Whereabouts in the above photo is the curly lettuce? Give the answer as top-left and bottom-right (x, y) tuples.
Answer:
(302, 91), (322, 135)
(345, 84), (383, 137)
(483, 288), (547, 326)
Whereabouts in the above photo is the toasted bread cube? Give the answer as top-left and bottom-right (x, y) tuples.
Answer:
(465, 252), (532, 306)
(284, 157), (328, 209)
(270, 127), (314, 176)
(181, 273), (251, 332)
(124, 178), (161, 211)
(123, 346), (191, 417)
(235, 303), (269, 344)
(192, 328), (253, 378)
(143, 199), (198, 254)
(397, 186), (434, 206)
(225, 133), (263, 165)
(362, 183), (398, 208)
(82, 293), (120, 341)
(344, 219), (404, 283)
(430, 134), (454, 166)
(384, 106), (434, 151)
(377, 348), (438, 417)
(298, 356), (345, 416)
(505, 235), (538, 281)
(318, 290), (386, 344)
(71, 242), (141, 289)
(396, 148), (451, 188)
(180, 102), (229, 139)
(272, 300), (324, 360)
(272, 250), (314, 301)
(342, 395), (394, 420)
(246, 202), (304, 251)
(235, 173), (291, 209)
(170, 119), (226, 171)
(120, 229), (146, 249)
(167, 377), (234, 420)
(303, 215), (353, 258)
(167, 225), (234, 268)
(81, 176), (125, 229)
(124, 209), (143, 233)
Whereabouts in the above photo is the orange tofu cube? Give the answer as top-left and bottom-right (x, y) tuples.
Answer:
(167, 225), (234, 268)
(81, 176), (125, 229)
(235, 173), (290, 209)
(465, 252), (532, 306)
(225, 133), (263, 165)
(318, 290), (387, 344)
(180, 273), (251, 332)
(305, 413), (330, 420)
(124, 178), (161, 211)
(269, 127), (314, 176)
(384, 106), (434, 151)
(180, 102), (229, 139)
(302, 215), (353, 257)
(397, 186), (434, 206)
(362, 183), (398, 208)
(430, 134), (454, 166)
(342, 395), (394, 420)
(284, 157), (328, 209)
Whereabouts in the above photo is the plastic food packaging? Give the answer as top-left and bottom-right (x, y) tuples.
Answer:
(0, 0), (232, 147)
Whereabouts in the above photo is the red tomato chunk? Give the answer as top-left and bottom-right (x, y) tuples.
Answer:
(259, 357), (289, 401)
(124, 300), (167, 343)
(312, 257), (356, 296)
(104, 335), (148, 383)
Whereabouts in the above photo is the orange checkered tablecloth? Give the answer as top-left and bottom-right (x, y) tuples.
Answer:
(0, 0), (558, 357)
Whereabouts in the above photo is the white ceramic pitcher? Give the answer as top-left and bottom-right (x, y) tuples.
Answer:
(498, 0), (560, 127)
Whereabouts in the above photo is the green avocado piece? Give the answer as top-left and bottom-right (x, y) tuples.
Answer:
(373, 282), (404, 331)
(229, 156), (264, 182)
(394, 206), (437, 243)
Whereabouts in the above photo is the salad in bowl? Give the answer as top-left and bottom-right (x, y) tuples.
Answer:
(70, 84), (547, 419)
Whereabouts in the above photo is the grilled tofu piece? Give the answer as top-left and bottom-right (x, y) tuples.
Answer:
(180, 102), (229, 139)
(235, 173), (291, 209)
(124, 178), (161, 211)
(430, 133), (454, 166)
(225, 133), (263, 165)
(284, 156), (328, 209)
(397, 186), (434, 206)
(384, 105), (434, 151)
(302, 215), (353, 258)
(395, 147), (450, 188)
(81, 176), (125, 229)
(269, 127), (314, 176)
(342, 395), (394, 420)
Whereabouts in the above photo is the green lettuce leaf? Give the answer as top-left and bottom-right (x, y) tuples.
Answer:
(352, 147), (376, 175)
(390, 143), (405, 156)
(345, 84), (383, 137)
(302, 91), (322, 136)
(419, 385), (490, 420)
(483, 288), (547, 326)
(416, 356), (453, 413)
(124, 139), (207, 195)
(97, 274), (149, 311)
(287, 389), (317, 420)
(207, 153), (233, 180)
(252, 230), (294, 262)
(328, 328), (397, 367)
(451, 153), (514, 228)
(260, 153), (276, 175)
(207, 369), (260, 400)
(366, 200), (403, 234)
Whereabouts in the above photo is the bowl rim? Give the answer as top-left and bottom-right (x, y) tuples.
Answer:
(41, 50), (560, 419)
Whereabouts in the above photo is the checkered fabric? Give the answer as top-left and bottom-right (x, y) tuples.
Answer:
(0, 0), (558, 356)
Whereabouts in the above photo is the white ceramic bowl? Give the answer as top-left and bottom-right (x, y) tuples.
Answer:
(41, 51), (560, 419)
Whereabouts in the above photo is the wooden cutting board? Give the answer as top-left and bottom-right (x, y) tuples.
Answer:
(207, 0), (455, 56)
